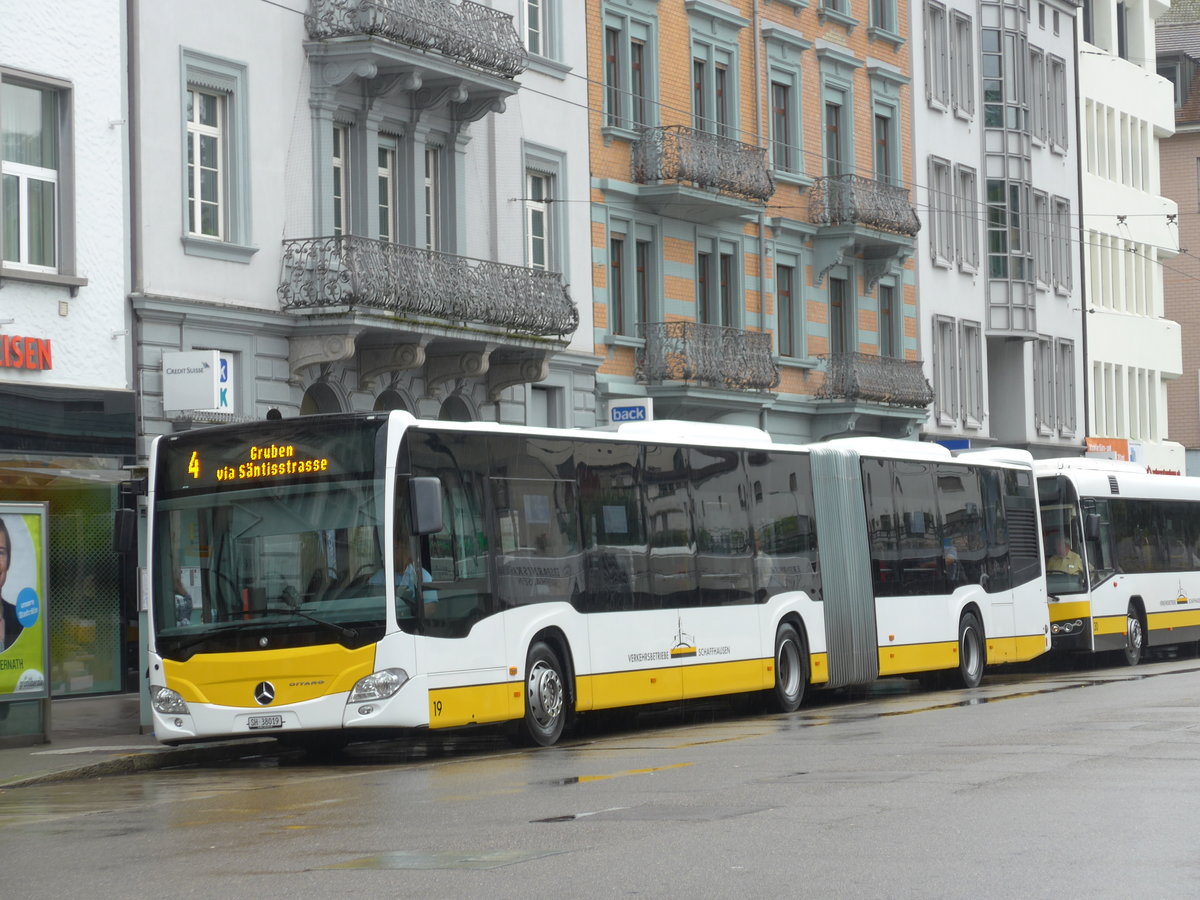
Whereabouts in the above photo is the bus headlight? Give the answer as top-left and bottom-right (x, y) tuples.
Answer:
(348, 668), (409, 703)
(151, 685), (189, 715)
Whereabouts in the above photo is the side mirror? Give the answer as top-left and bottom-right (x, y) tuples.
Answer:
(1084, 513), (1101, 542)
(114, 508), (137, 553)
(409, 477), (444, 536)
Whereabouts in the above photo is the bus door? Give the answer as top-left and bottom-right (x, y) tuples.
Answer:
(404, 432), (508, 728)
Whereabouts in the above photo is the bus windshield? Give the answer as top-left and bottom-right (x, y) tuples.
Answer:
(151, 417), (387, 659)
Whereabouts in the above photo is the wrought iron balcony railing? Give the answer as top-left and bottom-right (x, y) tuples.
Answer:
(637, 321), (781, 392)
(809, 174), (921, 237)
(306, 0), (528, 79)
(815, 352), (933, 408)
(278, 236), (578, 338)
(632, 126), (775, 204)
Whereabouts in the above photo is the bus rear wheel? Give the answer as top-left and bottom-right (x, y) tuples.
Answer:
(519, 641), (567, 747)
(771, 623), (807, 713)
(1123, 604), (1145, 667)
(957, 612), (985, 689)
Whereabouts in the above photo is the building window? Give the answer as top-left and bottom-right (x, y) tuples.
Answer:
(610, 221), (655, 337)
(1116, 2), (1129, 61)
(878, 282), (896, 357)
(1033, 336), (1055, 434)
(377, 140), (397, 242)
(925, 1), (949, 110)
(829, 275), (852, 354)
(825, 101), (845, 177)
(777, 263), (797, 357)
(423, 146), (441, 251)
(697, 241), (739, 327)
(949, 11), (974, 117)
(526, 171), (550, 271)
(1047, 55), (1068, 152)
(1051, 196), (1071, 293)
(954, 164), (978, 271)
(525, 0), (558, 59)
(1056, 339), (1076, 434)
(1029, 47), (1045, 143)
(186, 90), (222, 240)
(771, 82), (793, 173)
(1159, 62), (1182, 108)
(928, 156), (954, 266)
(1032, 191), (1050, 288)
(933, 315), (958, 424)
(874, 113), (894, 184)
(693, 50), (734, 139)
(871, 0), (896, 32)
(332, 124), (350, 237)
(603, 8), (654, 134)
(1, 74), (68, 273)
(180, 51), (252, 261)
(610, 234), (627, 335)
(960, 320), (983, 426)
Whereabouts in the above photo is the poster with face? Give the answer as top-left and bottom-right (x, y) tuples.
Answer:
(0, 505), (49, 701)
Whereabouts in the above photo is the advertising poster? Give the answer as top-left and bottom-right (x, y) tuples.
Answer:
(1, 504), (49, 702)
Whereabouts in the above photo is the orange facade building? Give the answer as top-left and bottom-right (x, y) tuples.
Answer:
(587, 0), (929, 440)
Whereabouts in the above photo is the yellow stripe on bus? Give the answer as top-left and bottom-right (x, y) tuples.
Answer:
(1093, 614), (1127, 637)
(1048, 600), (1091, 622)
(428, 682), (521, 729)
(164, 644), (376, 707)
(1147, 607), (1200, 631)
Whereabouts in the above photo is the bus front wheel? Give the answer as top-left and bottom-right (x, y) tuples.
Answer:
(771, 623), (807, 713)
(957, 612), (985, 689)
(519, 641), (567, 747)
(1123, 604), (1145, 667)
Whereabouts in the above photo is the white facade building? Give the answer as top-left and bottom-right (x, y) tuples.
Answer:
(913, 0), (1085, 456)
(1080, 0), (1184, 473)
(1, 1), (138, 704)
(129, 0), (596, 459)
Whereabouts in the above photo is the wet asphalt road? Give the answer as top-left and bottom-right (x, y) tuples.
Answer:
(2, 650), (1199, 898)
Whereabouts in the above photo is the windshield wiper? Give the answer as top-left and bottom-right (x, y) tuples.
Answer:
(165, 607), (358, 657)
(275, 606), (359, 640)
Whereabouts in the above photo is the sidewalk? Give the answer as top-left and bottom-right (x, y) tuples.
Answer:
(0, 694), (272, 789)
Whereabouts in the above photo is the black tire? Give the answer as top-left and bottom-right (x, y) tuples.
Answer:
(771, 623), (807, 713)
(1122, 603), (1145, 667)
(519, 641), (568, 747)
(957, 612), (985, 689)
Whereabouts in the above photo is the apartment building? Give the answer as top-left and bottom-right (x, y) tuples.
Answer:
(128, 0), (597, 457)
(1082, 0), (1182, 474)
(913, 0), (1086, 456)
(590, 0), (928, 442)
(1158, 0), (1200, 473)
(1, 0), (138, 719)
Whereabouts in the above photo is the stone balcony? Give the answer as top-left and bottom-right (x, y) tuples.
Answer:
(636, 321), (780, 392)
(278, 235), (578, 338)
(306, 0), (527, 79)
(808, 174), (920, 236)
(629, 126), (774, 223)
(815, 352), (933, 408)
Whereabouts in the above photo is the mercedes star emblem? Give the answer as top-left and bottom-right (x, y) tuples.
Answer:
(254, 681), (276, 706)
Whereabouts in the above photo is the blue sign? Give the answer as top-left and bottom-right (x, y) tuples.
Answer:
(610, 405), (647, 423)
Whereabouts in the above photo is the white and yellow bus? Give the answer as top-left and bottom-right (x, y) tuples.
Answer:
(147, 413), (1049, 747)
(1037, 457), (1200, 664)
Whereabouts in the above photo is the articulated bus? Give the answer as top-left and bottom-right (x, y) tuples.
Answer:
(1037, 458), (1200, 664)
(146, 413), (1049, 747)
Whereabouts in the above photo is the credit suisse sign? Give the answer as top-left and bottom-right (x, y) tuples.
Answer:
(0, 334), (53, 371)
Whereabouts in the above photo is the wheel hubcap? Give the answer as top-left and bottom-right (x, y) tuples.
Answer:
(963, 628), (981, 679)
(527, 661), (563, 728)
(1127, 615), (1143, 653)
(778, 638), (800, 699)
